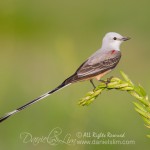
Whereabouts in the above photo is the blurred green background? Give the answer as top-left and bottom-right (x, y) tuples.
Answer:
(0, 0), (150, 149)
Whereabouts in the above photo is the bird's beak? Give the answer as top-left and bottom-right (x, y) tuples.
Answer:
(121, 37), (131, 41)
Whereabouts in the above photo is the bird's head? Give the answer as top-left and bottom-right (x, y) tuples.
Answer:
(101, 32), (130, 51)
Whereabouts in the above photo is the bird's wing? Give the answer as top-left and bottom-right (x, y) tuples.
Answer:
(76, 50), (121, 78)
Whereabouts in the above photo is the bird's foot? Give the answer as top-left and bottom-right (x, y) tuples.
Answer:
(99, 76), (113, 87)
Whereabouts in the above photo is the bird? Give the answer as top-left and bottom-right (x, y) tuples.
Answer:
(0, 32), (130, 123)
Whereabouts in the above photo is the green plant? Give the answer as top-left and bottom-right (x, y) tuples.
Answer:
(78, 71), (150, 138)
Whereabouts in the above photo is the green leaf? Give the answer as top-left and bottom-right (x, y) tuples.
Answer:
(135, 108), (150, 119)
(143, 117), (150, 126)
(120, 87), (134, 91)
(133, 102), (147, 112)
(129, 91), (142, 100)
(120, 71), (133, 85)
(134, 86), (143, 97)
(138, 84), (147, 97)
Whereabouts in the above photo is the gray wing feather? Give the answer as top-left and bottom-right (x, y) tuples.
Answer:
(76, 50), (121, 78)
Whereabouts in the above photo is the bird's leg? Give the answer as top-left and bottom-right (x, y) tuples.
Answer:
(99, 79), (108, 86)
(107, 76), (113, 83)
(99, 76), (113, 87)
(90, 79), (96, 90)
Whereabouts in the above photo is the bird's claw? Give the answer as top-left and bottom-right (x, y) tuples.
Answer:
(99, 76), (113, 87)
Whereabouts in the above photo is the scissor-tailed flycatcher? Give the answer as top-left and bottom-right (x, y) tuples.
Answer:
(0, 32), (130, 123)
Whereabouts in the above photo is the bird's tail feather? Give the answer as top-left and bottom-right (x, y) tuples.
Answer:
(0, 80), (71, 123)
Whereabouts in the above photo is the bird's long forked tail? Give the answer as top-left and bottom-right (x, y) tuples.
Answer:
(0, 80), (71, 123)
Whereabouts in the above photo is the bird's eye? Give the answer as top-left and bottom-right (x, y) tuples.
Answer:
(113, 37), (117, 40)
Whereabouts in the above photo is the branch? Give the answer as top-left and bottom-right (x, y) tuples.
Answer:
(78, 71), (150, 138)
